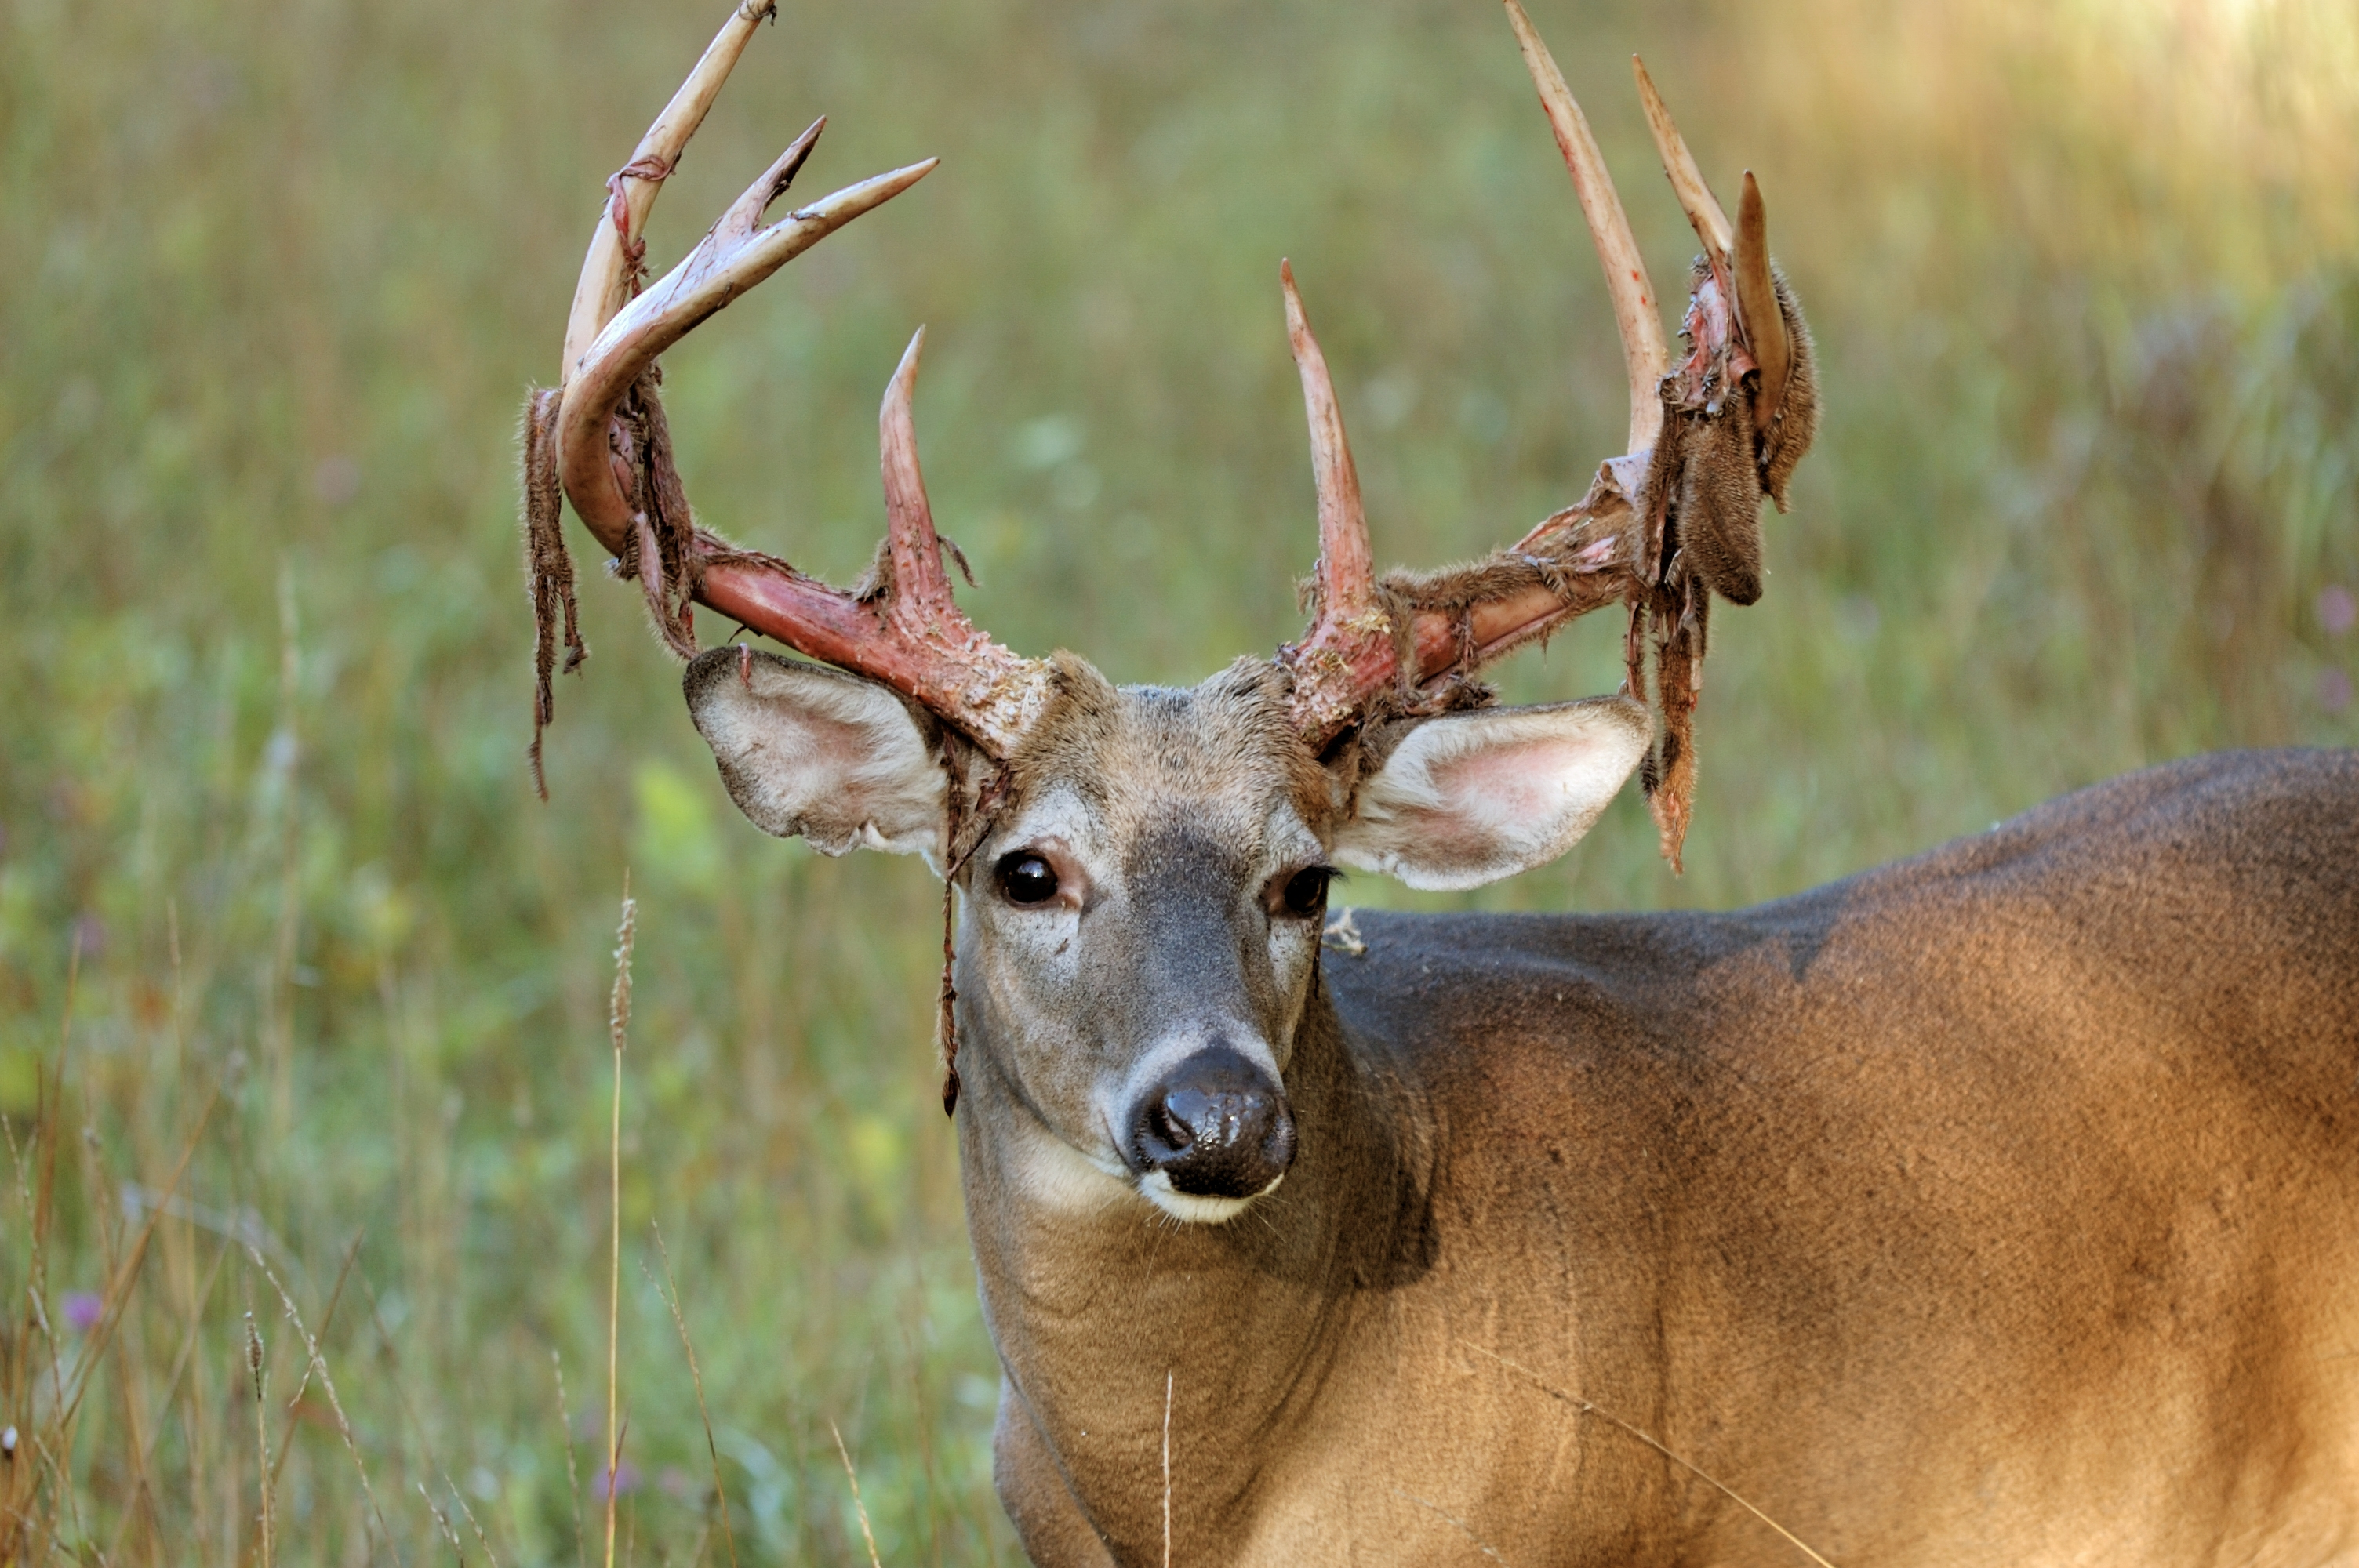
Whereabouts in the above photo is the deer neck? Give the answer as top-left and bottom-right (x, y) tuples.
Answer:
(955, 975), (1428, 1541)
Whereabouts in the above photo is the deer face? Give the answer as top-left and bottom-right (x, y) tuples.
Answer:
(685, 648), (1650, 1224)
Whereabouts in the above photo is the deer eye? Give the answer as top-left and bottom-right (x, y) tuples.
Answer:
(997, 852), (1060, 906)
(1278, 866), (1332, 918)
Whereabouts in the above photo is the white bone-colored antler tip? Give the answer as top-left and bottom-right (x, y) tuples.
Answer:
(881, 325), (930, 501)
(560, 0), (786, 383)
(1278, 261), (1376, 619)
(892, 324), (929, 380)
(1504, 2), (1667, 456)
(1630, 55), (1732, 259)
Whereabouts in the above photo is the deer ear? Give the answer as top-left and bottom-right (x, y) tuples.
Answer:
(683, 647), (947, 866)
(1332, 696), (1651, 891)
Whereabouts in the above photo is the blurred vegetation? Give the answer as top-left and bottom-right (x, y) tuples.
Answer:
(0, 0), (2353, 1558)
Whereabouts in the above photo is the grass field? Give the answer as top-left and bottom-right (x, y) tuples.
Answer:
(1, 0), (2354, 1559)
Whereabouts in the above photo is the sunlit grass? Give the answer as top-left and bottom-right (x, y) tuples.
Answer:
(0, 0), (2352, 1557)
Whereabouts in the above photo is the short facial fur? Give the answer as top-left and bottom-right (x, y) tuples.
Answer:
(954, 659), (1332, 1222)
(684, 644), (1649, 1228)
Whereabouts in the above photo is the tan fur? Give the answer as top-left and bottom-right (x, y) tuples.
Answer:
(938, 673), (2359, 1567)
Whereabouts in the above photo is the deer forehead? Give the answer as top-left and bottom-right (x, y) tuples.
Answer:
(992, 679), (1327, 873)
(995, 693), (1330, 867)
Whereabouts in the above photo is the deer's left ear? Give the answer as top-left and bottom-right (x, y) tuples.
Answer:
(1333, 696), (1651, 891)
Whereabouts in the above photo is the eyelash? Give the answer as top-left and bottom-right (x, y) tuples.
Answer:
(1276, 866), (1336, 918)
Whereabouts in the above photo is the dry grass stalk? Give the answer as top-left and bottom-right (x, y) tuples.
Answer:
(420, 1480), (467, 1560)
(105, 1329), (162, 1556)
(268, 1229), (365, 1494)
(605, 881), (637, 1568)
(103, 1235), (235, 1564)
(828, 1420), (883, 1568)
(1460, 1340), (1834, 1568)
(1385, 1487), (1510, 1564)
(254, 1252), (394, 1563)
(552, 1348), (587, 1568)
(9, 1013), (208, 1560)
(11, 948), (79, 1559)
(647, 1223), (739, 1568)
(54, 1085), (220, 1448)
(2, 1033), (61, 1552)
(247, 1313), (274, 1568)
(443, 1468), (504, 1567)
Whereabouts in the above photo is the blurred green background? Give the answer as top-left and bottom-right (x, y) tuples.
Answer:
(1, 0), (2354, 1559)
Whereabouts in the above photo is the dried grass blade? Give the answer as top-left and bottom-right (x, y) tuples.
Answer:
(647, 1224), (738, 1568)
(1460, 1340), (1835, 1568)
(248, 1313), (274, 1568)
(552, 1348), (587, 1568)
(605, 880), (636, 1568)
(254, 1252), (397, 1566)
(269, 1229), (365, 1493)
(828, 1420), (882, 1568)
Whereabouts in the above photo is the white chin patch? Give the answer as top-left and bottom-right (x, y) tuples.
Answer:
(1015, 1132), (1136, 1215)
(1139, 1169), (1284, 1225)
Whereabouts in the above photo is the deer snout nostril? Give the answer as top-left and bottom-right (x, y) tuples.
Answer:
(1147, 1094), (1199, 1154)
(1127, 1046), (1296, 1202)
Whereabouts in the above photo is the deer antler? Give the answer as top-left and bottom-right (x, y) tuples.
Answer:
(527, 1), (1052, 775)
(524, 0), (1814, 867)
(1279, 0), (1819, 869)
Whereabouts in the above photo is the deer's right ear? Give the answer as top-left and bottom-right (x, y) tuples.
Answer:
(683, 647), (947, 865)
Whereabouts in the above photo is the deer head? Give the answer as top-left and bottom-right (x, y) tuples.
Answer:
(525, 0), (1816, 1222)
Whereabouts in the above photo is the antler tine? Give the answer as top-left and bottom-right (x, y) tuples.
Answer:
(562, 1), (780, 385)
(1281, 263), (1379, 626)
(1503, 0), (1667, 456)
(1276, 263), (1404, 746)
(1736, 171), (1790, 429)
(558, 152), (939, 562)
(1630, 56), (1732, 259)
(879, 327), (958, 619)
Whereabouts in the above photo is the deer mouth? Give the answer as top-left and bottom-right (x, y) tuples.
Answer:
(1138, 1168), (1286, 1225)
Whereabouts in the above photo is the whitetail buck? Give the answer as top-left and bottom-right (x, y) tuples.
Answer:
(522, 4), (2359, 1562)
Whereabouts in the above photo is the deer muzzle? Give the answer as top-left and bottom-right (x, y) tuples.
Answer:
(1124, 1044), (1296, 1214)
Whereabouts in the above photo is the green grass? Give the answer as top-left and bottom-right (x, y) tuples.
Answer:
(0, 0), (2353, 1559)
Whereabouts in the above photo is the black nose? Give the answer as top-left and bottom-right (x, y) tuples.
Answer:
(1127, 1046), (1296, 1200)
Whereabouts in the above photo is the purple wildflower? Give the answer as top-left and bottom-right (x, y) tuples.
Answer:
(61, 1292), (103, 1334)
(2318, 585), (2357, 638)
(592, 1461), (641, 1501)
(71, 915), (107, 963)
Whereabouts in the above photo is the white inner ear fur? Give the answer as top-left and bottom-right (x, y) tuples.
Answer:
(1332, 696), (1652, 891)
(683, 648), (947, 865)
